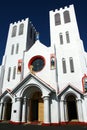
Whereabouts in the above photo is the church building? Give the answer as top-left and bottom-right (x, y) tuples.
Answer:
(0, 4), (87, 125)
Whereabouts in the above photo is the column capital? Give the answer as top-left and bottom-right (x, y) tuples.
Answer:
(15, 97), (22, 102)
(43, 96), (50, 101)
(60, 99), (64, 102)
(23, 97), (29, 103)
(76, 98), (82, 102)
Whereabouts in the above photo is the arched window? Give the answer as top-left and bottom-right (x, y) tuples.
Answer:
(84, 78), (87, 92)
(82, 75), (87, 93)
(59, 33), (63, 44)
(62, 58), (67, 73)
(66, 31), (70, 43)
(16, 43), (19, 54)
(11, 44), (14, 55)
(12, 25), (17, 37)
(69, 57), (74, 72)
(7, 67), (11, 81)
(55, 13), (61, 25)
(63, 11), (71, 23)
(17, 60), (22, 73)
(50, 54), (56, 69)
(13, 66), (16, 79)
(19, 23), (24, 35)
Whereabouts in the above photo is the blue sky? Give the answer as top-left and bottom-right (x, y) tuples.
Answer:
(0, 0), (87, 64)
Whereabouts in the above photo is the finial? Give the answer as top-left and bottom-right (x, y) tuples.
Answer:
(36, 32), (39, 40)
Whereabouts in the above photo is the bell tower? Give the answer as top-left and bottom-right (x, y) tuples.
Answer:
(49, 4), (86, 91)
(1, 18), (37, 93)
(49, 4), (81, 47)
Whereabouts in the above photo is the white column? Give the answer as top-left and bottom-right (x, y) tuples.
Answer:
(60, 100), (65, 122)
(77, 99), (83, 121)
(15, 97), (22, 122)
(0, 102), (3, 120)
(43, 96), (50, 124)
(64, 101), (68, 121)
(22, 97), (27, 122)
(82, 98), (87, 122)
(56, 98), (60, 123)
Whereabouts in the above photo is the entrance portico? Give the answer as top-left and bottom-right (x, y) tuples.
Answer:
(0, 74), (56, 124)
(21, 84), (51, 124)
(59, 85), (84, 123)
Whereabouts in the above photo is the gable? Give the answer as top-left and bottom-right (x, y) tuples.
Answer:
(58, 84), (83, 98)
(0, 89), (13, 101)
(11, 73), (55, 97)
(26, 40), (49, 55)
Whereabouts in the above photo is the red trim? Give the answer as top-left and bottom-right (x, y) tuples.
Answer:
(29, 121), (42, 125)
(9, 121), (26, 125)
(42, 123), (50, 126)
(42, 122), (87, 126)
(60, 121), (87, 126)
(82, 74), (87, 93)
(2, 121), (87, 126)
(34, 74), (55, 90)
(18, 59), (22, 63)
(50, 54), (56, 69)
(58, 83), (83, 95)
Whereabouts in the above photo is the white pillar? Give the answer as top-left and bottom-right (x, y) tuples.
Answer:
(82, 98), (87, 122)
(56, 98), (60, 123)
(77, 99), (83, 121)
(60, 100), (65, 122)
(0, 102), (3, 120)
(15, 97), (22, 122)
(64, 101), (68, 121)
(22, 97), (27, 122)
(43, 96), (50, 124)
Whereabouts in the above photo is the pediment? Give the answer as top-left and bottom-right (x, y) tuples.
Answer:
(0, 89), (12, 100)
(26, 40), (49, 55)
(58, 84), (83, 97)
(11, 73), (55, 95)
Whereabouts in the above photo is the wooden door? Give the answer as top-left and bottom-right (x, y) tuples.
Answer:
(38, 99), (44, 122)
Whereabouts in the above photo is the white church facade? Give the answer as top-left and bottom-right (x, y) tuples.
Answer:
(0, 4), (87, 125)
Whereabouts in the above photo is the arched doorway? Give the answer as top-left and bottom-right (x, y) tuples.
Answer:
(22, 86), (44, 123)
(66, 94), (78, 121)
(3, 97), (12, 121)
(30, 91), (44, 122)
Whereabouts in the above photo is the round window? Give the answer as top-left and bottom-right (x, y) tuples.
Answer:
(28, 56), (45, 72)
